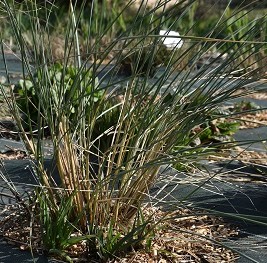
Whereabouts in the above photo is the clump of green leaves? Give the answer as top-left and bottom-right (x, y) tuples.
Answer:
(173, 109), (240, 172)
(232, 100), (261, 113)
(192, 117), (240, 146)
(14, 63), (103, 130)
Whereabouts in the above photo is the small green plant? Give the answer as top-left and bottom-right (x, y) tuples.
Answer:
(192, 118), (240, 145)
(38, 191), (88, 252)
(14, 63), (103, 130)
(232, 100), (261, 112)
(173, 108), (240, 172)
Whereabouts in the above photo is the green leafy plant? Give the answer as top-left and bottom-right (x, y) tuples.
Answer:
(232, 100), (261, 112)
(192, 118), (240, 145)
(37, 191), (91, 253)
(14, 63), (103, 130)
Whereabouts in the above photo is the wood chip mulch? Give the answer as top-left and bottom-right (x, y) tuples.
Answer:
(0, 147), (27, 160)
(0, 205), (239, 263)
(114, 208), (239, 263)
(233, 146), (267, 165)
(243, 91), (267, 101)
(209, 147), (267, 166)
(207, 147), (267, 183)
(236, 110), (267, 129)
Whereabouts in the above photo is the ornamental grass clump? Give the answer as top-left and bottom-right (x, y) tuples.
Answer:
(0, 0), (267, 262)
